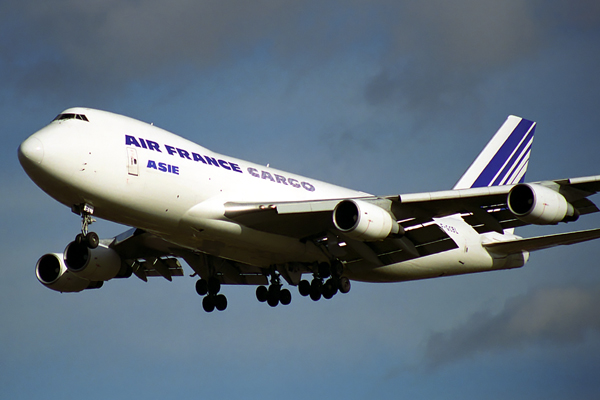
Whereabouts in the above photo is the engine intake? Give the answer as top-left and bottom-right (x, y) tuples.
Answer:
(333, 199), (397, 241)
(36, 253), (102, 292)
(507, 183), (578, 225)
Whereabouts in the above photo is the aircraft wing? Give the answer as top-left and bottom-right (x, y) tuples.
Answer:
(224, 175), (600, 238)
(389, 175), (600, 234)
(110, 228), (269, 285)
(221, 175), (600, 270)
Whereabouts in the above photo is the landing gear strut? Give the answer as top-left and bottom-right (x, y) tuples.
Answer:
(73, 203), (99, 249)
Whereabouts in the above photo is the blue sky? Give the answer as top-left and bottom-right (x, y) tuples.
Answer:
(2, 1), (600, 398)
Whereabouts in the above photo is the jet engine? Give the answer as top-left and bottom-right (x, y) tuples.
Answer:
(64, 241), (125, 281)
(507, 183), (578, 225)
(333, 199), (397, 241)
(36, 253), (103, 293)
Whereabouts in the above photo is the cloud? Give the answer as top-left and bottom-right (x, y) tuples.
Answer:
(425, 284), (600, 367)
(2, 0), (599, 110)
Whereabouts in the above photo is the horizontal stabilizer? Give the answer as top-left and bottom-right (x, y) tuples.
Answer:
(484, 228), (600, 254)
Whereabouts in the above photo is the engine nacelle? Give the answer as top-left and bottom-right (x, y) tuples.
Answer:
(507, 183), (578, 225)
(333, 199), (396, 241)
(36, 253), (103, 293)
(64, 241), (123, 281)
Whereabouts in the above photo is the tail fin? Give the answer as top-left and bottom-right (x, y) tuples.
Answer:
(453, 116), (536, 190)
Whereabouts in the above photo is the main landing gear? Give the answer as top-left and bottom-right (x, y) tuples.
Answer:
(195, 277), (228, 312)
(297, 261), (350, 301)
(255, 271), (292, 308)
(255, 261), (350, 308)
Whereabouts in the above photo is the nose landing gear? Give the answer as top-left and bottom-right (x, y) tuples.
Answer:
(72, 203), (99, 249)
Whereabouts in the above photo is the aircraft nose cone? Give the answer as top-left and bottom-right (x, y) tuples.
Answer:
(18, 136), (44, 166)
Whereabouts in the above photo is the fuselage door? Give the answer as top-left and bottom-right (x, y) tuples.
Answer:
(127, 147), (139, 176)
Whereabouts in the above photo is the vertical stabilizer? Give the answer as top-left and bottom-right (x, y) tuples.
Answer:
(453, 116), (536, 190)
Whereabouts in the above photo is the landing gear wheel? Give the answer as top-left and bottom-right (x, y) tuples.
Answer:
(267, 291), (279, 307)
(298, 280), (311, 297)
(195, 279), (208, 296)
(338, 276), (351, 294)
(85, 232), (99, 249)
(208, 277), (221, 295)
(215, 294), (228, 311)
(202, 295), (215, 312)
(256, 285), (268, 302)
(318, 262), (331, 279)
(331, 261), (344, 277)
(75, 233), (85, 245)
(309, 279), (322, 301)
(267, 284), (281, 307)
(279, 289), (292, 305)
(322, 279), (337, 299)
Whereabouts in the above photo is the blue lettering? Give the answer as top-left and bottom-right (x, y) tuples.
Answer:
(147, 160), (179, 174)
(230, 162), (242, 173)
(177, 148), (192, 160)
(274, 174), (288, 185)
(192, 153), (207, 164)
(301, 182), (315, 192)
(261, 171), (275, 182)
(218, 159), (231, 170)
(126, 135), (141, 147)
(288, 178), (301, 188)
(139, 138), (148, 149)
(165, 145), (177, 156)
(147, 140), (161, 152)
(248, 167), (259, 177)
(205, 156), (219, 167)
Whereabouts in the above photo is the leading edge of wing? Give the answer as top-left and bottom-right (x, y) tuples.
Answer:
(484, 228), (600, 254)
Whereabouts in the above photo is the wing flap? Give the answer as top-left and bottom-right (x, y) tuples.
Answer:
(484, 228), (600, 254)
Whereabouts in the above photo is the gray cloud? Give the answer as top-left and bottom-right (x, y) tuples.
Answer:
(2, 0), (599, 108)
(425, 284), (600, 368)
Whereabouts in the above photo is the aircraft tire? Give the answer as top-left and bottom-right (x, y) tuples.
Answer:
(331, 261), (344, 277)
(322, 279), (337, 299)
(208, 277), (221, 295)
(267, 292), (279, 307)
(215, 294), (227, 311)
(338, 277), (351, 294)
(279, 289), (291, 305)
(202, 295), (215, 312)
(309, 280), (322, 301)
(318, 262), (331, 279)
(298, 280), (310, 296)
(256, 285), (268, 302)
(195, 279), (208, 296)
(86, 232), (99, 249)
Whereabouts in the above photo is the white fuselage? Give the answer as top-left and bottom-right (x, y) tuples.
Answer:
(19, 108), (527, 283)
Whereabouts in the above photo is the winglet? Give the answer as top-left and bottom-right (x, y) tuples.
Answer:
(453, 116), (536, 189)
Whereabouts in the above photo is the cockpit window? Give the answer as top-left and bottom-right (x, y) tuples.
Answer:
(53, 113), (89, 122)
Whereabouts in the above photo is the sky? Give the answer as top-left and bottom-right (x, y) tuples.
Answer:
(2, 1), (600, 398)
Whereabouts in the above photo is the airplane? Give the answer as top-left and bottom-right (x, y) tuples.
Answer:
(18, 108), (600, 312)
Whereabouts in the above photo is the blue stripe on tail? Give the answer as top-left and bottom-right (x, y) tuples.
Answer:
(471, 119), (536, 188)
